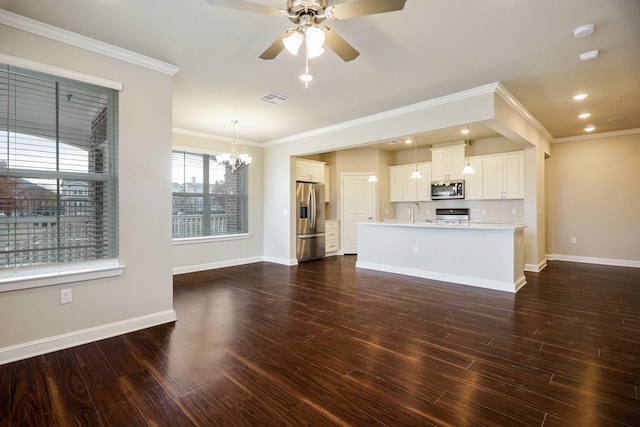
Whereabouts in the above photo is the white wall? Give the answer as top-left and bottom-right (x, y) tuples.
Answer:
(171, 131), (264, 273)
(0, 25), (175, 361)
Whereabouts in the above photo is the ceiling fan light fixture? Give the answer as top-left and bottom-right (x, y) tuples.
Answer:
(305, 26), (325, 48)
(306, 44), (325, 59)
(298, 72), (313, 82)
(283, 31), (303, 55)
(305, 26), (326, 58)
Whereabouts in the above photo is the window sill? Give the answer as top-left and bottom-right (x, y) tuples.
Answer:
(172, 233), (251, 246)
(0, 260), (125, 292)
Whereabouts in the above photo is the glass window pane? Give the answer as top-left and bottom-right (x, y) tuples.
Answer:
(172, 150), (248, 238)
(0, 63), (118, 271)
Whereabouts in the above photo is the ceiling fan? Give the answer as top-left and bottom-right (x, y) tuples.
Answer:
(206, 0), (407, 62)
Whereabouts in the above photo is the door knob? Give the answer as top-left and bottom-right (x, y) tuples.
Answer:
(367, 217), (372, 220)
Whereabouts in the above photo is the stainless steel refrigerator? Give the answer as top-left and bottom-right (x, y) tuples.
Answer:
(296, 182), (325, 261)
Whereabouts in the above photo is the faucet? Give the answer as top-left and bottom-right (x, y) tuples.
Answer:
(410, 202), (421, 223)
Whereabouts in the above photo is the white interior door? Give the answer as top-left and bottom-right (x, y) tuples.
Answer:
(341, 173), (375, 254)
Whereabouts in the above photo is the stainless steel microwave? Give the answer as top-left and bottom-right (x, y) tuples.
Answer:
(431, 180), (465, 200)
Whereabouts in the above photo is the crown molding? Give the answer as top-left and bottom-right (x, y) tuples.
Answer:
(494, 82), (554, 142)
(0, 52), (123, 90)
(0, 9), (180, 76)
(264, 83), (501, 147)
(552, 127), (640, 143)
(172, 127), (262, 147)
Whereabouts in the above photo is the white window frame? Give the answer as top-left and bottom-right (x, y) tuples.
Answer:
(0, 59), (124, 292)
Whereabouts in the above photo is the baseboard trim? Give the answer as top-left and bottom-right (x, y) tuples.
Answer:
(525, 259), (548, 272)
(172, 257), (264, 275)
(262, 256), (298, 266)
(0, 309), (177, 365)
(356, 261), (521, 293)
(546, 254), (640, 269)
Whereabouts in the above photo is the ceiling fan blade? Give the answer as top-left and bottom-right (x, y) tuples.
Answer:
(322, 28), (360, 62)
(259, 32), (289, 60)
(205, 0), (283, 17)
(329, 0), (407, 20)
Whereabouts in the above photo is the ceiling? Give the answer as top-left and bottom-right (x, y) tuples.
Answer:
(2, 0), (639, 148)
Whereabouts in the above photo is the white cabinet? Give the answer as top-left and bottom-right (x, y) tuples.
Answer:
(389, 163), (431, 202)
(431, 143), (465, 181)
(325, 220), (340, 254)
(482, 152), (524, 199)
(296, 159), (325, 183)
(416, 162), (432, 201)
(463, 157), (483, 200)
(324, 165), (331, 201)
(389, 164), (414, 202)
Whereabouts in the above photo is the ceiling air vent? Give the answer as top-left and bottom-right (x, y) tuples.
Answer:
(258, 92), (290, 105)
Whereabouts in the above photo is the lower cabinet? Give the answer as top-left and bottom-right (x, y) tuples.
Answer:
(325, 220), (340, 254)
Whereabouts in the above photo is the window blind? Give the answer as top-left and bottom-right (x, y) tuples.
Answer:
(172, 150), (248, 238)
(0, 63), (119, 269)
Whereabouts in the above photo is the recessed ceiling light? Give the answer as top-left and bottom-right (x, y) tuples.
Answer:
(461, 127), (470, 135)
(579, 50), (600, 61)
(578, 113), (591, 119)
(573, 93), (588, 101)
(405, 138), (413, 144)
(574, 24), (595, 38)
(584, 124), (596, 132)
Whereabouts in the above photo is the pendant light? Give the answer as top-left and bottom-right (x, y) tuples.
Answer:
(368, 147), (378, 182)
(461, 127), (475, 175)
(215, 120), (252, 173)
(411, 136), (422, 179)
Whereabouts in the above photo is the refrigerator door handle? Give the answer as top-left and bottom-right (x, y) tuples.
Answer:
(309, 184), (316, 229)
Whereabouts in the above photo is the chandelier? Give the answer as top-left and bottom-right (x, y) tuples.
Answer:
(215, 120), (252, 173)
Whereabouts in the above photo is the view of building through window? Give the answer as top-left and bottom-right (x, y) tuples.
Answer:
(0, 64), (118, 269)
(172, 150), (248, 238)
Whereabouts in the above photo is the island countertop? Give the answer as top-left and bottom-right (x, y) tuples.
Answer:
(371, 220), (526, 231)
(356, 221), (527, 293)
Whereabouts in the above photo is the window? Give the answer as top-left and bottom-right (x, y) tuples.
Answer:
(172, 150), (248, 238)
(0, 63), (118, 270)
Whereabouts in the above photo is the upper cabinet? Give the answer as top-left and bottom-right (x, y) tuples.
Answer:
(482, 152), (525, 199)
(296, 158), (325, 183)
(431, 143), (466, 181)
(324, 165), (331, 201)
(389, 164), (415, 202)
(389, 163), (431, 202)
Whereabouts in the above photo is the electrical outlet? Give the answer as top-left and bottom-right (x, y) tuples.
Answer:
(571, 237), (577, 244)
(60, 288), (72, 304)
(512, 208), (517, 216)
(413, 245), (419, 254)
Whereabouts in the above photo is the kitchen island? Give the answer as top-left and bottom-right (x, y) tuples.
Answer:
(356, 222), (527, 293)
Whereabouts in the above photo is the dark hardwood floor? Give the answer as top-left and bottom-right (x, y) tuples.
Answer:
(2, 256), (640, 426)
